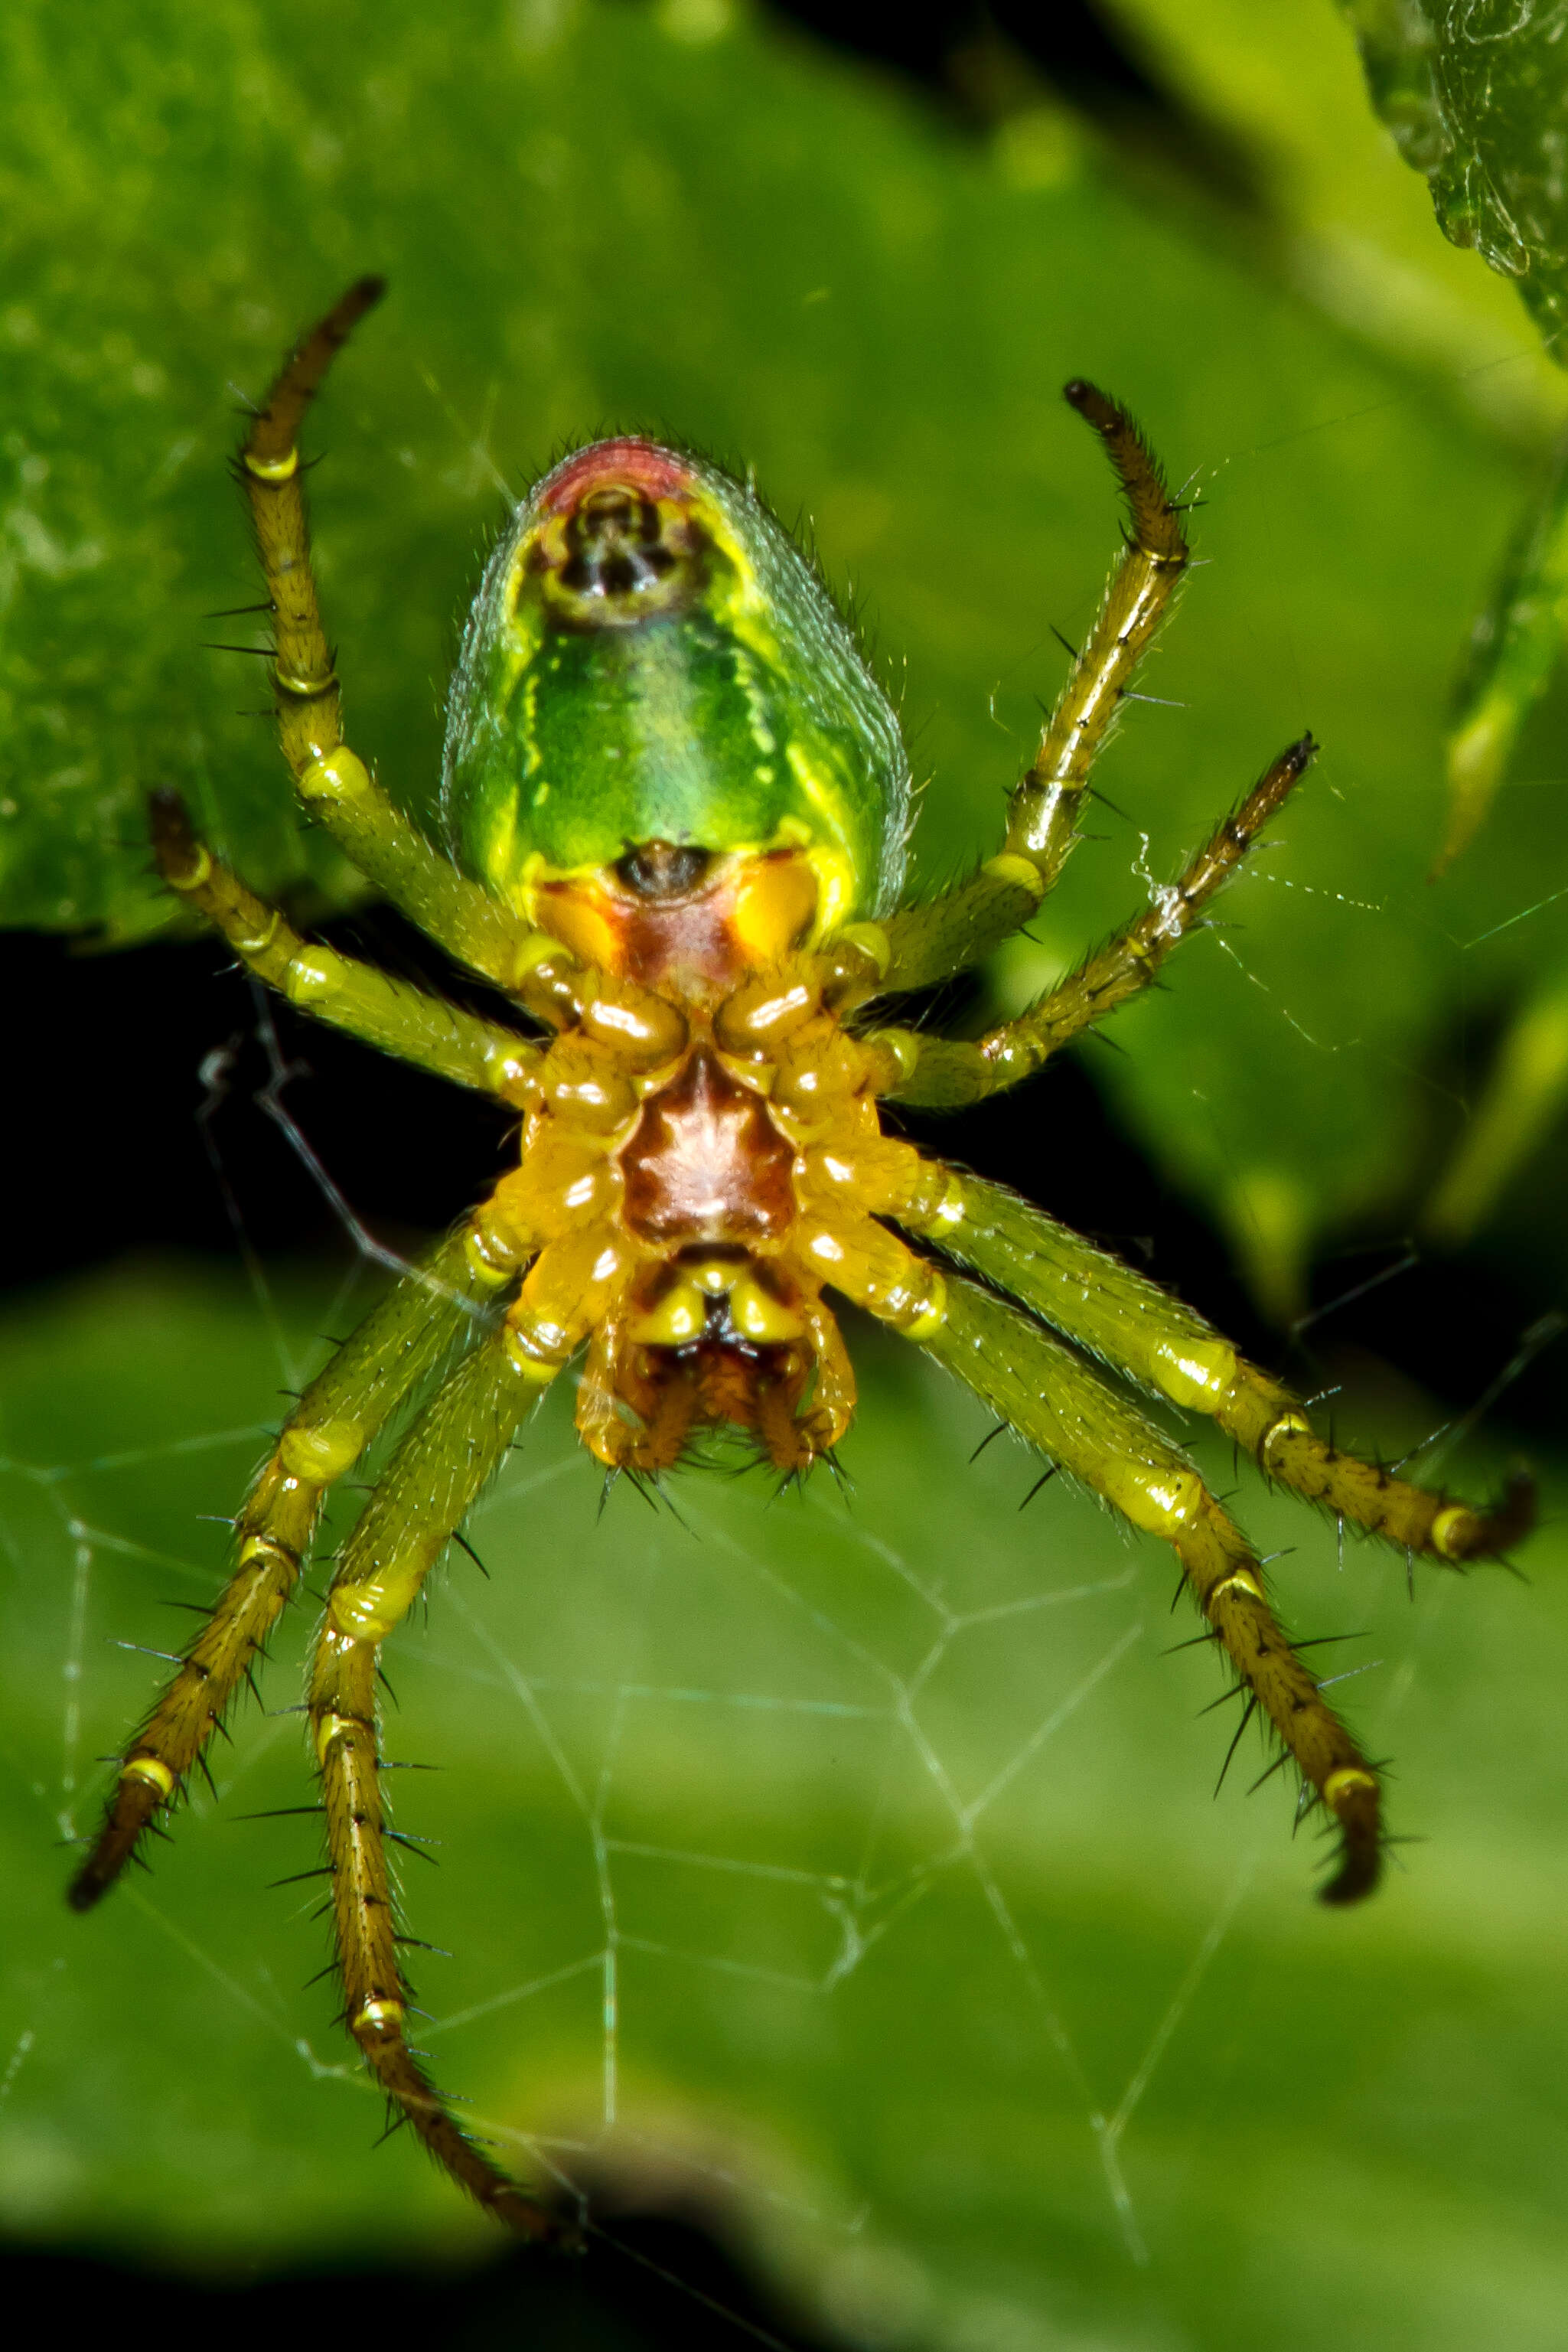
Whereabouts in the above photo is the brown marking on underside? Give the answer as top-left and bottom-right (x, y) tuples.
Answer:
(620, 1048), (796, 1245)
(536, 850), (817, 993)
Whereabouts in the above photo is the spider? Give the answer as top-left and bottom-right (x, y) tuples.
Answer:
(69, 280), (1532, 2243)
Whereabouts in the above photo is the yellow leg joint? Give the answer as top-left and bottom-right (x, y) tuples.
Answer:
(244, 446), (300, 483)
(1260, 1411), (1312, 1466)
(1209, 1568), (1266, 1605)
(1324, 1766), (1378, 1807)
(981, 851), (1048, 899)
(279, 1419), (363, 1483)
(237, 1532), (298, 1573)
(329, 1572), (423, 1645)
(867, 1027), (921, 1085)
(1429, 1504), (1475, 1561)
(298, 746), (373, 803)
(902, 1272), (949, 1343)
(284, 948), (347, 1005)
(276, 665), (337, 699)
(353, 1997), (405, 2037)
(234, 912), (282, 956)
(1106, 1462), (1202, 1536)
(314, 1709), (363, 1766)
(122, 1756), (176, 1799)
(915, 1172), (966, 1234)
(1151, 1337), (1238, 1412)
(836, 920), (892, 979)
(463, 1225), (520, 1288)
(165, 842), (214, 892)
(502, 1323), (568, 1384)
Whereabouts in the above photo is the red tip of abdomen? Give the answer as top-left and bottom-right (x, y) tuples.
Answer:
(538, 438), (699, 514)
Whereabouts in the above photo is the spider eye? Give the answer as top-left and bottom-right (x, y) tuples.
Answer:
(614, 842), (713, 899)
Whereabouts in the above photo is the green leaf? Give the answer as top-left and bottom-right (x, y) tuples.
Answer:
(4, 1259), (1566, 2344)
(1341, 0), (1568, 357)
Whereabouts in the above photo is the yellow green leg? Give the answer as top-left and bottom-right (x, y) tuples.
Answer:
(235, 279), (545, 998)
(874, 380), (1193, 995)
(68, 1214), (534, 1910)
(870, 736), (1312, 1107)
(820, 1223), (1386, 1903)
(151, 792), (541, 1105)
(308, 1331), (572, 2240)
(888, 1160), (1533, 1565)
(921, 1274), (1384, 1900)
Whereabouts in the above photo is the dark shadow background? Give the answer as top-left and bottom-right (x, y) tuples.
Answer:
(6, 3), (1560, 2341)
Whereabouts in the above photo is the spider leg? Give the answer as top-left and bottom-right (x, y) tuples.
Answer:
(871, 380), (1191, 998)
(869, 736), (1312, 1108)
(814, 1225), (1383, 1901)
(885, 1158), (1534, 1564)
(150, 791), (542, 1104)
(67, 1213), (535, 1910)
(308, 1329), (573, 2241)
(235, 281), (556, 1005)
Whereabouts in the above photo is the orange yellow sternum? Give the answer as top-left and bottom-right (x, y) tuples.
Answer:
(479, 844), (928, 1473)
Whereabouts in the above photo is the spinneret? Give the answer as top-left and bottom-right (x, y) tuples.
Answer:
(69, 281), (1533, 2240)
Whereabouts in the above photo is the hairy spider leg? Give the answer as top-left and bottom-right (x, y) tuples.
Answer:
(888, 1163), (1534, 1563)
(924, 1278), (1384, 1900)
(872, 379), (1191, 998)
(873, 736), (1312, 1108)
(149, 792), (543, 1105)
(308, 1329), (573, 2243)
(236, 279), (569, 1014)
(813, 1222), (1384, 1902)
(68, 1218), (534, 1910)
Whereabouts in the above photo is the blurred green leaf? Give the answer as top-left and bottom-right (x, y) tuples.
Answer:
(3, 1259), (1566, 2346)
(1341, 0), (1568, 357)
(1110, 0), (1568, 443)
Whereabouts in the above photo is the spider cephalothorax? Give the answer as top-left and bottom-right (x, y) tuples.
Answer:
(70, 281), (1533, 2246)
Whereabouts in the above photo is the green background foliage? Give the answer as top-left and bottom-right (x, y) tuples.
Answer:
(1341, 0), (1568, 357)
(5, 2), (1568, 2346)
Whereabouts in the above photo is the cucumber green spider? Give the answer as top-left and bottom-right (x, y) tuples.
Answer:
(68, 281), (1532, 2243)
